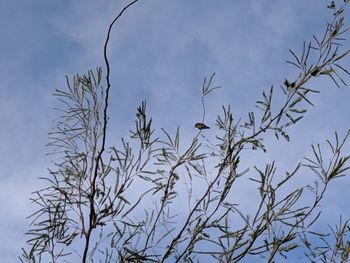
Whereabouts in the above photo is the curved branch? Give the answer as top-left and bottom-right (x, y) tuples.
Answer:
(82, 1), (140, 262)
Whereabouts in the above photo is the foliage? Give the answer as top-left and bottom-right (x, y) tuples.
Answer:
(21, 1), (350, 262)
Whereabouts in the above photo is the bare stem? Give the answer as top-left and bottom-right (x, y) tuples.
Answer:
(82, 1), (140, 262)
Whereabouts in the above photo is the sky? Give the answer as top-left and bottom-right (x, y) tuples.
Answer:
(1, 0), (350, 262)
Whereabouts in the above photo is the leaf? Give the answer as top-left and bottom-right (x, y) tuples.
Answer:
(319, 69), (334, 75)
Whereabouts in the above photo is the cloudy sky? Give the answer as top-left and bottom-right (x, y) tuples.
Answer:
(1, 0), (350, 262)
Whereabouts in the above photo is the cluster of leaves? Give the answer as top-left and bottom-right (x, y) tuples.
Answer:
(21, 1), (350, 262)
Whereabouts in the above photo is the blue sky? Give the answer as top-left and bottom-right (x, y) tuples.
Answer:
(1, 0), (350, 262)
